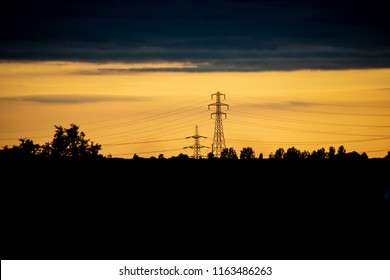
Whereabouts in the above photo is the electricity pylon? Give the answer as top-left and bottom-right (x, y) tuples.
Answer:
(208, 91), (229, 157)
(184, 125), (209, 159)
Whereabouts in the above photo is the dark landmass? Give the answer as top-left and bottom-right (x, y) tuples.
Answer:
(2, 158), (389, 260)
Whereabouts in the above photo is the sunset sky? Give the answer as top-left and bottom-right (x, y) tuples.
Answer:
(1, 0), (389, 158)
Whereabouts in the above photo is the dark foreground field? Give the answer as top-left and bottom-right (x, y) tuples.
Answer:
(2, 158), (389, 260)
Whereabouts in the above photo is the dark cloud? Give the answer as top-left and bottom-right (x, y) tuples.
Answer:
(1, 0), (389, 71)
(0, 94), (145, 104)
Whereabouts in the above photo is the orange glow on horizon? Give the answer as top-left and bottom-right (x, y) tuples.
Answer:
(0, 61), (389, 159)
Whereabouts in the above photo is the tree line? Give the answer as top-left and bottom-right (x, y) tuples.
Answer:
(175, 145), (388, 160)
(1, 123), (389, 160)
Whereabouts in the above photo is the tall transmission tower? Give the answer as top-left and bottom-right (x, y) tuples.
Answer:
(184, 125), (209, 159)
(208, 91), (229, 157)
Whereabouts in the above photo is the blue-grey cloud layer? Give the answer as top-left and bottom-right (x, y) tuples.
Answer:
(1, 0), (389, 71)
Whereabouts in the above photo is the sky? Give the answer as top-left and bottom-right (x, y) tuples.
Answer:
(0, 0), (389, 158)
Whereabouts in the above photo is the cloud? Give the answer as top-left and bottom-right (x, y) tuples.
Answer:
(0, 94), (146, 104)
(1, 0), (389, 71)
(249, 100), (322, 109)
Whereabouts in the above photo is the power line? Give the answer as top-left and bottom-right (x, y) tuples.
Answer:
(228, 136), (390, 145)
(228, 119), (390, 138)
(104, 138), (184, 146)
(232, 100), (390, 117)
(230, 109), (390, 129)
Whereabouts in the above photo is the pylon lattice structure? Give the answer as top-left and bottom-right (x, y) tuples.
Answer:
(184, 125), (209, 159)
(208, 91), (229, 157)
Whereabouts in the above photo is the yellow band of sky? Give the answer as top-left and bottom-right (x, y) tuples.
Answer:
(1, 61), (389, 158)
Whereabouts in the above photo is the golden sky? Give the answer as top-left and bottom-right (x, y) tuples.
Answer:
(0, 61), (389, 158)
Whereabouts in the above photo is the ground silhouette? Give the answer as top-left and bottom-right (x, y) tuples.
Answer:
(1, 125), (389, 260)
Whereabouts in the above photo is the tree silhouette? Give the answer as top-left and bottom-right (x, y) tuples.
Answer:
(19, 138), (41, 156)
(221, 147), (238, 159)
(172, 153), (190, 160)
(301, 149), (311, 159)
(343, 151), (368, 160)
(0, 123), (102, 159)
(0, 138), (40, 159)
(240, 147), (255, 159)
(271, 148), (284, 159)
(311, 147), (326, 160)
(259, 153), (263, 159)
(337, 145), (346, 158)
(328, 146), (336, 159)
(44, 124), (102, 158)
(284, 146), (302, 160)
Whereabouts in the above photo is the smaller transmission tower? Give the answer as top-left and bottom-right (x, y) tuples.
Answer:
(208, 91), (229, 157)
(184, 125), (209, 159)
